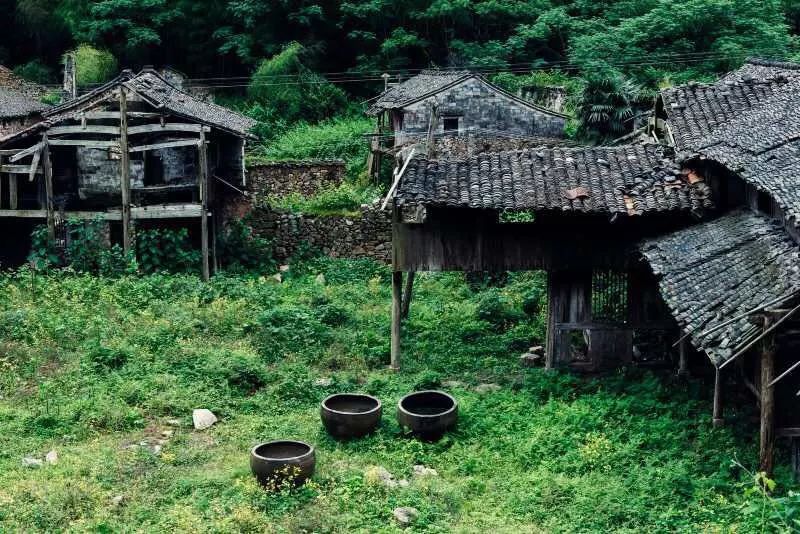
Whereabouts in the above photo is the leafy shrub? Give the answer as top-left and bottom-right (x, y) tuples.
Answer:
(67, 44), (117, 87)
(13, 59), (54, 84)
(136, 228), (200, 273)
(217, 219), (275, 273)
(220, 352), (268, 393)
(84, 340), (129, 369)
(28, 225), (60, 270)
(465, 271), (509, 291)
(270, 183), (380, 216)
(254, 304), (330, 360)
(475, 290), (523, 328)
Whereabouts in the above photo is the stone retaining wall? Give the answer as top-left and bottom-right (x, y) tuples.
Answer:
(247, 160), (346, 198)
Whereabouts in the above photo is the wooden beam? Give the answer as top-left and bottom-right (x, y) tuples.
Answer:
(28, 149), (41, 182)
(127, 123), (210, 136)
(391, 270), (402, 370)
(49, 125), (120, 136)
(48, 139), (119, 148)
(713, 366), (724, 427)
(401, 271), (415, 319)
(119, 90), (132, 255)
(0, 155), (3, 209)
(0, 149), (21, 156)
(42, 134), (55, 240)
(198, 129), (210, 281)
(83, 111), (162, 120)
(0, 165), (42, 175)
(128, 139), (200, 153)
(760, 313), (778, 476)
(0, 204), (204, 220)
(9, 142), (43, 162)
(8, 173), (17, 210)
(678, 338), (689, 376)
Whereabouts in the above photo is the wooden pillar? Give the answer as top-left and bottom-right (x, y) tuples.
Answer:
(42, 134), (55, 241)
(8, 172), (17, 210)
(678, 338), (689, 376)
(712, 366), (724, 427)
(119, 89), (131, 255)
(759, 313), (777, 476)
(545, 270), (556, 370)
(198, 130), (210, 281)
(401, 271), (415, 319)
(391, 270), (402, 370)
(0, 156), (4, 209)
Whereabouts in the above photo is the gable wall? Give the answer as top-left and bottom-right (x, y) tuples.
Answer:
(397, 77), (566, 144)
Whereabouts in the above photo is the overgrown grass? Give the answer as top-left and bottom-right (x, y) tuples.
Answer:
(248, 116), (373, 181)
(266, 183), (383, 216)
(0, 260), (793, 531)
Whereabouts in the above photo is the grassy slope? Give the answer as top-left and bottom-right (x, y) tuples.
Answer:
(0, 259), (777, 532)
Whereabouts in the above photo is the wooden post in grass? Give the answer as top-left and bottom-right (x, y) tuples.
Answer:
(119, 89), (132, 255)
(759, 312), (778, 476)
(401, 271), (415, 319)
(712, 366), (723, 427)
(42, 133), (55, 241)
(199, 130), (210, 281)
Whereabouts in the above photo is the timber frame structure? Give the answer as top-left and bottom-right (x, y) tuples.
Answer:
(0, 69), (255, 279)
(388, 58), (800, 478)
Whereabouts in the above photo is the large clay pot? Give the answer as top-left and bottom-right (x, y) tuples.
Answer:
(321, 393), (382, 439)
(396, 390), (458, 440)
(250, 440), (315, 487)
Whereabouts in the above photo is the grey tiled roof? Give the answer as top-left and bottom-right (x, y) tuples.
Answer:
(661, 59), (800, 151)
(640, 210), (800, 364)
(395, 144), (712, 215)
(367, 70), (472, 115)
(42, 70), (256, 137)
(0, 87), (49, 118)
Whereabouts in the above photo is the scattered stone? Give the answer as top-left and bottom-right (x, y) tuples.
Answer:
(161, 430), (174, 438)
(45, 450), (58, 465)
(529, 345), (544, 354)
(442, 380), (465, 389)
(412, 465), (438, 477)
(313, 377), (333, 387)
(396, 479), (410, 488)
(165, 419), (182, 427)
(111, 495), (125, 508)
(393, 507), (419, 526)
(519, 353), (541, 368)
(271, 273), (282, 283)
(279, 265), (290, 272)
(151, 444), (162, 455)
(474, 383), (501, 394)
(22, 457), (42, 468)
(314, 273), (326, 285)
(192, 409), (218, 430)
(364, 466), (398, 488)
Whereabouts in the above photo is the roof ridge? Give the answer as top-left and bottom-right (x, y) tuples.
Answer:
(745, 57), (800, 70)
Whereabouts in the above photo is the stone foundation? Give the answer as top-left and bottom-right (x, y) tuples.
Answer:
(247, 160), (346, 198)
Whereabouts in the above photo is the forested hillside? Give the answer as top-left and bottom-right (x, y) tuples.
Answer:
(3, 0), (795, 88)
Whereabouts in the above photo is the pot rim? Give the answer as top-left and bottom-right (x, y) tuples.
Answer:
(251, 440), (314, 462)
(321, 393), (382, 416)
(397, 390), (458, 419)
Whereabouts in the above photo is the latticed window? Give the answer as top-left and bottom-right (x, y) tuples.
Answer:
(591, 270), (628, 324)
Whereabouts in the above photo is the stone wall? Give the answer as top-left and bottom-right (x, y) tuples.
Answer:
(247, 160), (345, 198)
(398, 77), (566, 143)
(221, 160), (392, 263)
(247, 203), (391, 263)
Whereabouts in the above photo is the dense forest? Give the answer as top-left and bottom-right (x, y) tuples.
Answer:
(3, 0), (797, 89)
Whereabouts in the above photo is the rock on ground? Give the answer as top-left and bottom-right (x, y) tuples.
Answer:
(474, 383), (501, 394)
(393, 507), (419, 526)
(22, 457), (42, 468)
(45, 450), (58, 465)
(412, 465), (438, 477)
(192, 409), (218, 430)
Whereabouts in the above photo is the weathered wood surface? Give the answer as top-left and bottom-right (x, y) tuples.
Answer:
(129, 139), (200, 153)
(9, 142), (43, 162)
(713, 367), (724, 427)
(760, 313), (777, 476)
(127, 123), (210, 135)
(401, 271), (415, 319)
(49, 125), (121, 136)
(0, 204), (204, 220)
(199, 130), (210, 281)
(48, 139), (119, 148)
(0, 165), (42, 175)
(119, 90), (132, 254)
(42, 135), (55, 240)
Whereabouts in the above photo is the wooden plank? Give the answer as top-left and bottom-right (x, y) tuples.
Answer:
(401, 271), (415, 319)
(49, 125), (120, 136)
(8, 174), (17, 210)
(119, 90), (131, 255)
(9, 142), (43, 162)
(42, 134), (55, 240)
(760, 313), (777, 476)
(128, 139), (200, 153)
(28, 149), (41, 182)
(0, 204), (204, 220)
(777, 427), (800, 437)
(391, 270), (402, 370)
(713, 367), (724, 427)
(199, 129), (210, 281)
(1, 165), (42, 175)
(130, 204), (203, 219)
(0, 149), (21, 156)
(0, 156), (3, 209)
(127, 123), (210, 136)
(83, 111), (162, 120)
(48, 139), (119, 148)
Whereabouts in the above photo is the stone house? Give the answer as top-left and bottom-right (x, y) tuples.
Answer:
(367, 70), (569, 157)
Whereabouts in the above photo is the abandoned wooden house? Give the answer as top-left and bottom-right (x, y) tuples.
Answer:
(0, 65), (51, 140)
(366, 70), (570, 176)
(0, 68), (256, 277)
(386, 58), (800, 476)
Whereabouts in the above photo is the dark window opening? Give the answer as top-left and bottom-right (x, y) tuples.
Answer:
(145, 151), (164, 186)
(591, 270), (628, 324)
(443, 117), (459, 133)
(757, 190), (773, 216)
